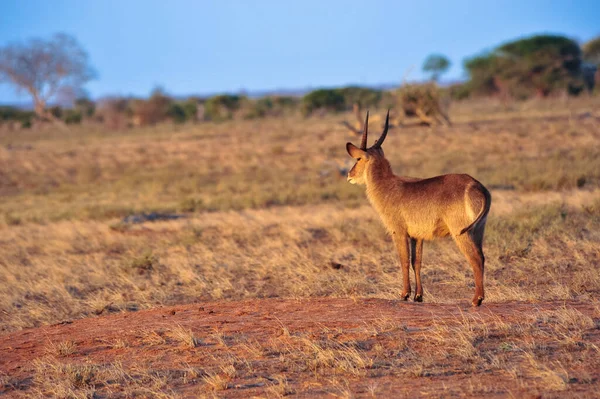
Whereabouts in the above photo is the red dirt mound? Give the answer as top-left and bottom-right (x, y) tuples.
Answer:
(1, 298), (599, 398)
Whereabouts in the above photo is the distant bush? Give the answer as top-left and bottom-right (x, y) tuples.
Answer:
(164, 98), (199, 124)
(567, 79), (586, 96)
(43, 106), (83, 125)
(302, 89), (345, 116)
(168, 103), (187, 124)
(49, 106), (63, 119)
(302, 87), (385, 116)
(74, 97), (95, 118)
(181, 98), (198, 121)
(243, 97), (273, 119)
(446, 83), (472, 101)
(0, 106), (35, 128)
(273, 96), (299, 109)
(96, 97), (130, 129)
(63, 109), (83, 124)
(204, 95), (244, 121)
(338, 86), (382, 109)
(243, 96), (299, 119)
(130, 88), (172, 126)
(379, 91), (398, 109)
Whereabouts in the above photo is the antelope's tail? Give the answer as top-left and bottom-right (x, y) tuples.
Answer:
(459, 184), (492, 235)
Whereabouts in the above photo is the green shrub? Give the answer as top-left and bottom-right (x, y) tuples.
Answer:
(302, 89), (345, 116)
(242, 96), (300, 119)
(338, 86), (382, 108)
(64, 109), (83, 124)
(567, 79), (585, 96)
(181, 98), (198, 121)
(21, 118), (32, 128)
(168, 103), (187, 124)
(74, 97), (95, 118)
(272, 96), (299, 109)
(49, 106), (63, 119)
(447, 83), (472, 100)
(0, 106), (35, 128)
(204, 95), (244, 121)
(244, 97), (273, 119)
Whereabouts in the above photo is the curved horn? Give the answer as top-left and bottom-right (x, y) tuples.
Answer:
(360, 111), (369, 150)
(373, 109), (390, 148)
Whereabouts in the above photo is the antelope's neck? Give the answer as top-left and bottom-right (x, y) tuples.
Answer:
(365, 158), (397, 209)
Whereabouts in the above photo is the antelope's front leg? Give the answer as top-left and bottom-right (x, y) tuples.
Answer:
(393, 232), (411, 300)
(411, 238), (424, 302)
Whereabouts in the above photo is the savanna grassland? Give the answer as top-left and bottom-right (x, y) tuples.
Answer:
(1, 97), (600, 398)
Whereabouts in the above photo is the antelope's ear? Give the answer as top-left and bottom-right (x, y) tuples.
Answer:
(346, 142), (366, 159)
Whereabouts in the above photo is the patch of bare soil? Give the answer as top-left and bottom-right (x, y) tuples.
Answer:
(1, 298), (599, 398)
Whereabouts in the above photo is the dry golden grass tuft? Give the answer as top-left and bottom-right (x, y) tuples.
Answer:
(202, 369), (231, 392)
(139, 329), (166, 346)
(265, 374), (295, 398)
(168, 324), (201, 348)
(287, 335), (371, 376)
(45, 340), (77, 357)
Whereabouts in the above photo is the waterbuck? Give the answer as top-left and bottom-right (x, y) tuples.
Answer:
(346, 111), (491, 306)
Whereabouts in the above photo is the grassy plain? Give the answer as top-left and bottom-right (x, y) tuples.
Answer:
(1, 96), (599, 397)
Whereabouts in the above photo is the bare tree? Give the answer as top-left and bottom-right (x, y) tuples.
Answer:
(0, 33), (95, 123)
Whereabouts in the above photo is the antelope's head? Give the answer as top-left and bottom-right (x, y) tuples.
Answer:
(346, 110), (390, 185)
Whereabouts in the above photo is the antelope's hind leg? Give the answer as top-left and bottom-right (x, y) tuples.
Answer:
(410, 238), (424, 302)
(453, 230), (485, 307)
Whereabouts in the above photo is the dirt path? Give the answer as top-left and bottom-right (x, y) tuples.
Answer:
(1, 298), (599, 398)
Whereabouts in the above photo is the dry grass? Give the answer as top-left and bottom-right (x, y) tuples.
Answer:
(45, 340), (77, 357)
(1, 97), (600, 397)
(7, 304), (597, 398)
(265, 374), (295, 398)
(1, 97), (600, 332)
(1, 196), (598, 332)
(202, 369), (232, 392)
(29, 358), (179, 399)
(282, 335), (371, 376)
(168, 324), (201, 348)
(139, 330), (166, 346)
(1, 97), (599, 225)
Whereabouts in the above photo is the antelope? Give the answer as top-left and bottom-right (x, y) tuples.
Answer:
(346, 111), (491, 306)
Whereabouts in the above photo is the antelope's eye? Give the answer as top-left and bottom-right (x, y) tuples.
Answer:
(357, 158), (361, 161)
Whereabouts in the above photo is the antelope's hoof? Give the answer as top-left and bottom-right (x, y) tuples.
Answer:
(414, 294), (423, 302)
(401, 292), (410, 301)
(472, 296), (484, 307)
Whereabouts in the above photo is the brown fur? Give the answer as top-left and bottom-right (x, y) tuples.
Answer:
(346, 113), (491, 306)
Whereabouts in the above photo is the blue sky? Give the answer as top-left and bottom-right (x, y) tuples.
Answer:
(0, 0), (598, 102)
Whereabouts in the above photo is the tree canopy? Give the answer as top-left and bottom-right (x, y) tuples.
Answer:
(464, 34), (582, 98)
(583, 36), (600, 65)
(422, 54), (451, 81)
